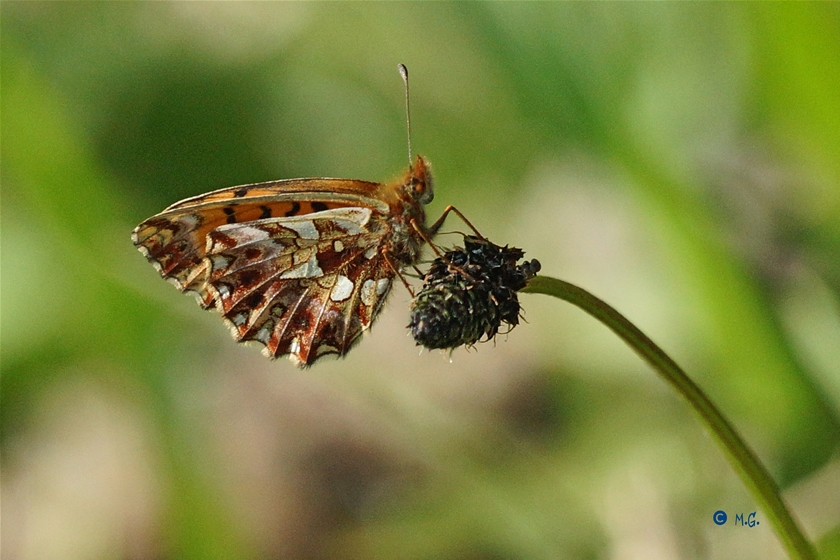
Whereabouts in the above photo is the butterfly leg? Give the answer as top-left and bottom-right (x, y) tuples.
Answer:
(409, 219), (448, 260)
(410, 207), (483, 261)
(383, 251), (416, 297)
(410, 216), (482, 284)
(427, 205), (485, 238)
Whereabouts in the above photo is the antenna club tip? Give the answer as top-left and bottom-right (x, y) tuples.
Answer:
(398, 63), (408, 80)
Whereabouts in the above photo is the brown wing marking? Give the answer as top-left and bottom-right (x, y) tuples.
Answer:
(203, 208), (394, 366)
(131, 179), (388, 306)
(131, 213), (216, 307)
(298, 246), (395, 364)
(310, 250), (394, 362)
(276, 249), (394, 365)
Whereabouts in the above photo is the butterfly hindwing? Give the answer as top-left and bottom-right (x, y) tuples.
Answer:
(202, 207), (395, 365)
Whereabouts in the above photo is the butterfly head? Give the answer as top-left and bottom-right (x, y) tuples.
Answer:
(408, 155), (434, 205)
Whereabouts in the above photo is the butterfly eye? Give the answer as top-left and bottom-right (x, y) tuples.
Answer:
(415, 176), (434, 205)
(418, 185), (434, 204)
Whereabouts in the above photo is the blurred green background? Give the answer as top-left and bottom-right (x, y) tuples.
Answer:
(3, 3), (840, 559)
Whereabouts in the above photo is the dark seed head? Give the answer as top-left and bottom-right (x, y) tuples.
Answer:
(408, 235), (540, 350)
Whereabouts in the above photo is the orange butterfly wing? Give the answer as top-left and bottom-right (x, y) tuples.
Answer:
(132, 178), (387, 307)
(132, 156), (434, 366)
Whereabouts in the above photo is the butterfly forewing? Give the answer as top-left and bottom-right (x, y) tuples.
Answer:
(132, 179), (392, 307)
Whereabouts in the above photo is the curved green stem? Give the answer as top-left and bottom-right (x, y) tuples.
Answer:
(521, 275), (816, 560)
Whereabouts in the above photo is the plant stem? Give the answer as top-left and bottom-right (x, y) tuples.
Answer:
(521, 275), (816, 560)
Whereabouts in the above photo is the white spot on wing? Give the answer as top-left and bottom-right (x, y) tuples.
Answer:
(283, 220), (319, 240)
(314, 344), (339, 357)
(364, 246), (377, 260)
(376, 278), (390, 295)
(248, 207), (372, 241)
(333, 240), (344, 252)
(330, 275), (354, 302)
(229, 225), (270, 242)
(254, 326), (271, 344)
(280, 253), (323, 279)
(333, 220), (364, 235)
(210, 254), (231, 271)
(326, 207), (372, 233)
(177, 214), (199, 229)
(361, 279), (376, 306)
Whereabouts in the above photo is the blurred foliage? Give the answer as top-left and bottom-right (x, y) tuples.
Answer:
(3, 3), (840, 560)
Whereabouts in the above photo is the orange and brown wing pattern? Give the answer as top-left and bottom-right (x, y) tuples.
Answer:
(204, 207), (395, 365)
(132, 155), (436, 366)
(163, 177), (388, 210)
(132, 210), (216, 307)
(131, 178), (387, 307)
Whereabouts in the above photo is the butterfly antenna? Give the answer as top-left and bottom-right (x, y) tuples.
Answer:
(399, 63), (412, 168)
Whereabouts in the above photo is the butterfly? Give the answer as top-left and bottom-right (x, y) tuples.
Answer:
(132, 65), (455, 367)
(132, 154), (447, 366)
